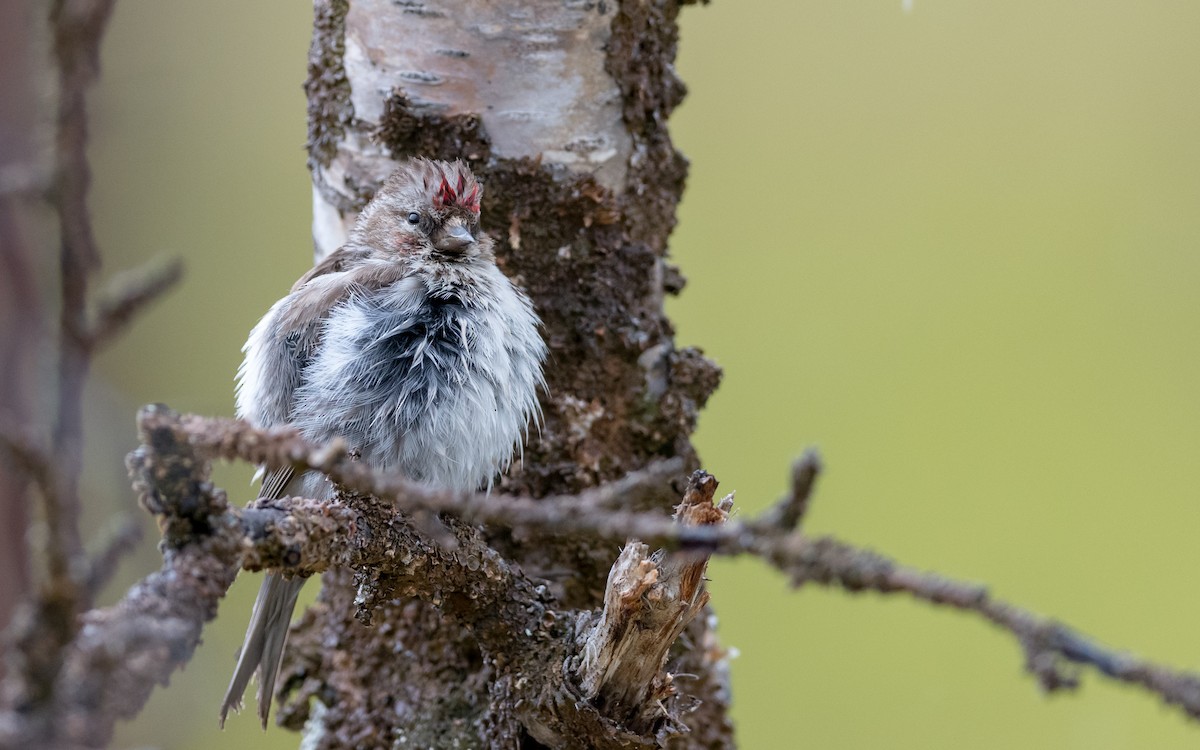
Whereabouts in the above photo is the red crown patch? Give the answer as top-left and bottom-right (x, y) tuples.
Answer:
(431, 169), (481, 214)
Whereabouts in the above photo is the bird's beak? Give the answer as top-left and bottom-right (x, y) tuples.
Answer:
(434, 224), (475, 253)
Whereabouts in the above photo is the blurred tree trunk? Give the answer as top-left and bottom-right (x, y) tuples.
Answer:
(0, 0), (46, 649)
(283, 0), (731, 746)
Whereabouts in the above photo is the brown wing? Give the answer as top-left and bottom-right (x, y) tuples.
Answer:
(289, 244), (368, 293)
(278, 250), (411, 338)
(276, 246), (369, 337)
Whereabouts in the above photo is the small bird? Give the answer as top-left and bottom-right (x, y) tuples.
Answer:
(220, 158), (546, 728)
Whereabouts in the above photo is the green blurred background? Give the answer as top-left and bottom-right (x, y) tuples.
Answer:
(86, 1), (1200, 747)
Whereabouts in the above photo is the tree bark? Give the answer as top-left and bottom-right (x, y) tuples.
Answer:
(286, 0), (729, 746)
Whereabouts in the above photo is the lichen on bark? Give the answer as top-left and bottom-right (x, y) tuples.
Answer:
(305, 0), (352, 173)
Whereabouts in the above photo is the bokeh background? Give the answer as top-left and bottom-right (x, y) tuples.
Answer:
(75, 1), (1200, 747)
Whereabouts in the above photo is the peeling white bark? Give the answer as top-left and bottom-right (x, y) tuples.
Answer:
(312, 0), (631, 258)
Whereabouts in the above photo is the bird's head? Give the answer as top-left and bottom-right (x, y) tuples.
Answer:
(352, 158), (489, 262)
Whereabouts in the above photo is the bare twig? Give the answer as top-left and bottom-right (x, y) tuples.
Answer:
(154, 411), (685, 541)
(774, 542), (1200, 718)
(49, 0), (118, 586)
(144, 408), (1200, 725)
(0, 429), (58, 507)
(87, 257), (184, 346)
(12, 400), (1200, 746)
(83, 517), (143, 595)
(752, 448), (822, 532)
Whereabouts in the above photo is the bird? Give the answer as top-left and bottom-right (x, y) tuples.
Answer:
(219, 158), (547, 728)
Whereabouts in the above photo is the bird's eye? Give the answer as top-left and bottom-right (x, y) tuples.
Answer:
(407, 212), (420, 225)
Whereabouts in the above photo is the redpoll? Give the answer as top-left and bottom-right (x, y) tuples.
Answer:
(220, 158), (546, 728)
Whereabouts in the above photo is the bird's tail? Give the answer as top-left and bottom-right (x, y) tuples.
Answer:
(219, 573), (307, 729)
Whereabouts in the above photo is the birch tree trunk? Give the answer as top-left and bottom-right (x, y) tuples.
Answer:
(285, 0), (730, 745)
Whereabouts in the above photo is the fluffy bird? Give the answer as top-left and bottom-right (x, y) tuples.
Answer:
(220, 158), (546, 728)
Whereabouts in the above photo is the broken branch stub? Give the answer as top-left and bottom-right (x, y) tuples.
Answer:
(575, 470), (728, 734)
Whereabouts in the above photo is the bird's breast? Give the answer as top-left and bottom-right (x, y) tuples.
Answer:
(289, 277), (541, 491)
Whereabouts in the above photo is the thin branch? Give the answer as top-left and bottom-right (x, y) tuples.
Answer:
(13, 402), (1200, 746)
(49, 0), (119, 585)
(751, 448), (822, 532)
(807, 549), (1200, 716)
(0, 428), (58, 506)
(87, 257), (184, 346)
(156, 410), (685, 540)
(83, 516), (143, 595)
(145, 408), (1200, 725)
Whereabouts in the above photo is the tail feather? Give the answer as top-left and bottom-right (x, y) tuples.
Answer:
(220, 573), (307, 729)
